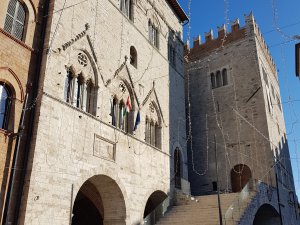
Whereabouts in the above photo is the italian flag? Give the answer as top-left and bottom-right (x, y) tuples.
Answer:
(123, 96), (132, 116)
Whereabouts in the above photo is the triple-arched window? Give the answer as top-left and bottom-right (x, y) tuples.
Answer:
(0, 83), (11, 130)
(4, 0), (26, 40)
(211, 68), (228, 89)
(145, 104), (162, 149)
(111, 96), (133, 133)
(64, 70), (95, 114)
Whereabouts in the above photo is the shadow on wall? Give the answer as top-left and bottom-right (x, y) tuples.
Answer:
(168, 28), (187, 193)
(226, 135), (299, 225)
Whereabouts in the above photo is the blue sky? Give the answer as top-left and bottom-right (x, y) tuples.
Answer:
(177, 0), (300, 196)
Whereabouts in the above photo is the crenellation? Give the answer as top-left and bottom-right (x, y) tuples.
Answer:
(184, 40), (190, 51)
(193, 35), (201, 48)
(230, 18), (240, 32)
(217, 24), (226, 39)
(204, 29), (213, 42)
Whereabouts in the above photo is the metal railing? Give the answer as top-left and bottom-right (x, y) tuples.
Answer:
(224, 179), (259, 224)
(143, 197), (170, 225)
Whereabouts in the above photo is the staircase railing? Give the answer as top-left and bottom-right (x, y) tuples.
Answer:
(143, 196), (170, 225)
(224, 179), (259, 224)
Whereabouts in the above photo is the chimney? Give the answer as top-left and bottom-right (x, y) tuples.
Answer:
(231, 19), (240, 32)
(193, 35), (201, 47)
(217, 24), (226, 39)
(205, 29), (213, 42)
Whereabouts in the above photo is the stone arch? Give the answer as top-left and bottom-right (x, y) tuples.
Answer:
(231, 164), (252, 192)
(67, 50), (98, 86)
(64, 50), (99, 115)
(150, 101), (162, 126)
(110, 78), (136, 133)
(253, 204), (280, 225)
(120, 78), (135, 110)
(79, 49), (100, 87)
(72, 174), (128, 225)
(143, 190), (168, 223)
(171, 142), (186, 164)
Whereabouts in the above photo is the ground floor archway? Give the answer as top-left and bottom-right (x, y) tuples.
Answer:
(143, 190), (168, 224)
(231, 164), (252, 192)
(71, 175), (126, 225)
(253, 204), (281, 225)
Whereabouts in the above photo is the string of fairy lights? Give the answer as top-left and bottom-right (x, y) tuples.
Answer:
(183, 0), (300, 197)
(2, 0), (300, 202)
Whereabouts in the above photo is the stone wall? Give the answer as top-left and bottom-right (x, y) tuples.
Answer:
(19, 0), (188, 224)
(185, 13), (299, 224)
(0, 0), (43, 223)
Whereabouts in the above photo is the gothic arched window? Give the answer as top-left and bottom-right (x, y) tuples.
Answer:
(118, 101), (124, 129)
(112, 97), (117, 126)
(145, 103), (162, 149)
(64, 70), (74, 104)
(120, 0), (132, 19)
(64, 70), (95, 115)
(148, 20), (159, 48)
(0, 83), (11, 130)
(4, 0), (26, 40)
(145, 117), (149, 143)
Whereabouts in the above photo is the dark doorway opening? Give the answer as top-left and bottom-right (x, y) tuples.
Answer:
(72, 190), (103, 225)
(253, 204), (281, 225)
(71, 175), (126, 225)
(231, 164), (252, 192)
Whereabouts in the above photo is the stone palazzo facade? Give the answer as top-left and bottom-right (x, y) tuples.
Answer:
(15, 0), (189, 224)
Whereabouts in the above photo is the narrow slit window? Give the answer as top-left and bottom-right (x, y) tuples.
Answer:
(216, 71), (222, 87)
(222, 69), (228, 86)
(211, 73), (216, 89)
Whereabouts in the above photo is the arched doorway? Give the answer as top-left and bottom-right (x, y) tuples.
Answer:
(253, 204), (280, 225)
(71, 175), (126, 225)
(231, 164), (252, 192)
(143, 191), (168, 225)
(174, 148), (182, 189)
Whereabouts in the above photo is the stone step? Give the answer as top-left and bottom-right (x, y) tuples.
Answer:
(156, 193), (247, 225)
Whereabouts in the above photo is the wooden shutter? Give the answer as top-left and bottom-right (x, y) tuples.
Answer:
(4, 0), (26, 40)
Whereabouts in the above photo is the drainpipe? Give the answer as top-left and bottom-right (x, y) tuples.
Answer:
(2, 93), (28, 225)
(3, 0), (51, 224)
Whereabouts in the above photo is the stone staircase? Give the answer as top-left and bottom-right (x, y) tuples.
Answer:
(156, 193), (239, 225)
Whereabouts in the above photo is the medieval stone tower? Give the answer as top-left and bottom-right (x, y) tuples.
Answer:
(185, 13), (299, 224)
(10, 0), (189, 224)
